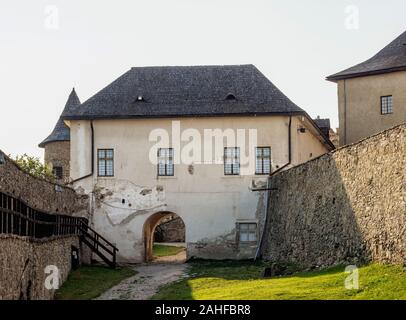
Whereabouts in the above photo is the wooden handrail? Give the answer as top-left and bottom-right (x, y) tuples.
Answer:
(79, 220), (118, 252)
(0, 191), (118, 268)
(79, 226), (117, 256)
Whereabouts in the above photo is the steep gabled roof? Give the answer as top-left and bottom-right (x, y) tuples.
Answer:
(39, 88), (80, 148)
(62, 65), (305, 120)
(327, 31), (406, 81)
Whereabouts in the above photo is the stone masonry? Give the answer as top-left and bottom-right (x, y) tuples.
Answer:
(0, 235), (84, 300)
(154, 216), (185, 243)
(0, 150), (90, 299)
(262, 123), (406, 267)
(44, 141), (71, 184)
(0, 150), (87, 216)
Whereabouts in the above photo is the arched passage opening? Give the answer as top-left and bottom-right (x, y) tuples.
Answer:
(143, 211), (186, 262)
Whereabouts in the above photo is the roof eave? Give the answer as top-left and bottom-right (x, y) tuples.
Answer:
(301, 113), (335, 150)
(326, 65), (406, 82)
(38, 138), (70, 148)
(61, 111), (307, 121)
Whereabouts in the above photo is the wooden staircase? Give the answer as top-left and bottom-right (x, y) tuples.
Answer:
(79, 222), (118, 268)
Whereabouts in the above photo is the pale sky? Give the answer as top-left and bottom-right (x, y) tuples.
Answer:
(0, 0), (405, 159)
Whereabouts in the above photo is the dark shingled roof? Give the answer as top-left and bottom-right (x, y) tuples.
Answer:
(327, 31), (406, 81)
(39, 89), (80, 148)
(313, 117), (331, 129)
(313, 117), (331, 140)
(62, 65), (305, 120)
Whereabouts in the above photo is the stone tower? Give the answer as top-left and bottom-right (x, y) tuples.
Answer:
(39, 88), (80, 183)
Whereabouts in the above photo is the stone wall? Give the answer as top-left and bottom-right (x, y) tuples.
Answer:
(0, 235), (89, 300)
(262, 124), (406, 267)
(0, 150), (87, 217)
(0, 149), (90, 300)
(44, 141), (71, 184)
(154, 216), (185, 243)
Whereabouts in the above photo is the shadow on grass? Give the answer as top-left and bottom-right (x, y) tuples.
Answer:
(55, 266), (136, 300)
(186, 259), (346, 280)
(152, 259), (347, 300)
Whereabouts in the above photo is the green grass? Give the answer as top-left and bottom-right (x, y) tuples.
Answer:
(153, 244), (185, 257)
(55, 266), (136, 300)
(152, 261), (406, 300)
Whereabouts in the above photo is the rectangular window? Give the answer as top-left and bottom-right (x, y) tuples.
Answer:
(255, 147), (271, 175)
(158, 148), (174, 176)
(52, 166), (63, 179)
(381, 96), (393, 115)
(224, 147), (240, 175)
(239, 223), (257, 242)
(98, 149), (114, 177)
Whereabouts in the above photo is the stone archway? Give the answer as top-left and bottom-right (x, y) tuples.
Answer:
(143, 211), (185, 262)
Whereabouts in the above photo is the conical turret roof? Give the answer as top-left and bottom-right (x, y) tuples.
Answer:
(39, 88), (80, 148)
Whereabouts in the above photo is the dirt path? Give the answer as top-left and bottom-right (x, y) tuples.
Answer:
(95, 262), (188, 300)
(154, 249), (187, 263)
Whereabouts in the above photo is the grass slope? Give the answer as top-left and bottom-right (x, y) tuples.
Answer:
(152, 261), (406, 300)
(56, 266), (136, 300)
(153, 244), (185, 257)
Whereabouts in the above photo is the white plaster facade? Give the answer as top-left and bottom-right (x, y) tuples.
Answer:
(67, 115), (330, 262)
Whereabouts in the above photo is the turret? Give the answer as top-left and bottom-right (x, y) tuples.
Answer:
(39, 88), (80, 183)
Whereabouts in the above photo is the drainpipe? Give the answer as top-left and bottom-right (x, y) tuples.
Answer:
(70, 120), (94, 184)
(343, 79), (347, 145)
(254, 115), (292, 261)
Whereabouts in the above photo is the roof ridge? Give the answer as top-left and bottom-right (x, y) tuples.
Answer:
(130, 64), (255, 69)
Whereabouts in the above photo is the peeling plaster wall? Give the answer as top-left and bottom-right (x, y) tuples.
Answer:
(69, 116), (330, 262)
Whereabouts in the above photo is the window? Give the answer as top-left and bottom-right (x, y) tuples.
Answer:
(224, 147), (240, 175)
(381, 96), (393, 115)
(98, 149), (114, 177)
(52, 166), (63, 179)
(238, 223), (257, 242)
(255, 147), (271, 175)
(158, 148), (174, 176)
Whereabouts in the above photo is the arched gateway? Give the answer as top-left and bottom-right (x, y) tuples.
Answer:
(143, 211), (186, 262)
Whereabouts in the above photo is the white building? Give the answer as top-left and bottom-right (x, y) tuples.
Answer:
(41, 65), (334, 263)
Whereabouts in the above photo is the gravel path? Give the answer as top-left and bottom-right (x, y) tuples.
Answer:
(95, 257), (188, 300)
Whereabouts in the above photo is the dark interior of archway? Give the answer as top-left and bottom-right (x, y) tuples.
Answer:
(154, 214), (185, 243)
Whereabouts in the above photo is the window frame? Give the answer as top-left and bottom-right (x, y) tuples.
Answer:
(237, 222), (258, 243)
(157, 148), (174, 177)
(52, 166), (63, 179)
(255, 146), (271, 175)
(224, 147), (240, 176)
(97, 148), (114, 177)
(380, 95), (393, 115)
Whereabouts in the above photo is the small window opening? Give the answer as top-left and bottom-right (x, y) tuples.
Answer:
(381, 95), (393, 115)
(52, 166), (63, 179)
(238, 223), (257, 243)
(225, 93), (236, 101)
